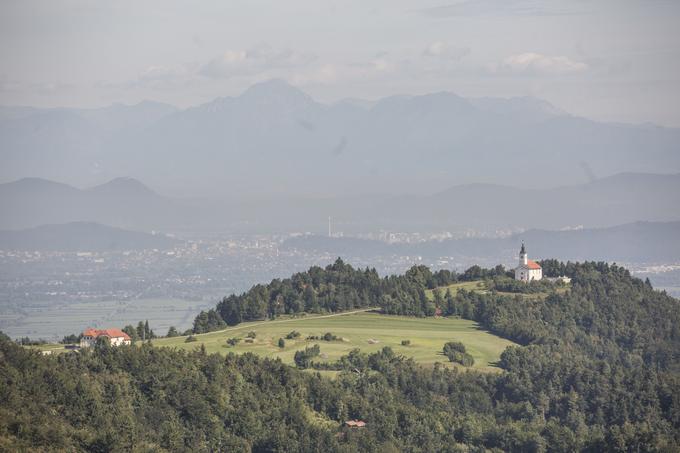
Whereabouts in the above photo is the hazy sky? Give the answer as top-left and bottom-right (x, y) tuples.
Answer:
(1, 0), (679, 126)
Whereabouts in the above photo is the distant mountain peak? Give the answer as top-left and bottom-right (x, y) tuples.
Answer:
(90, 177), (159, 197)
(469, 95), (567, 121)
(240, 78), (314, 105)
(3, 177), (77, 192)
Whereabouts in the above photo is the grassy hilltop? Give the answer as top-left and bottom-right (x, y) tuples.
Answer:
(153, 309), (515, 372)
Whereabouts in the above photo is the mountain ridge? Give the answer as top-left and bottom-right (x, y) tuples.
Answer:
(3, 80), (679, 197)
(1, 171), (678, 231)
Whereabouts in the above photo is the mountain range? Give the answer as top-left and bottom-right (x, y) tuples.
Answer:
(2, 79), (679, 198)
(0, 172), (678, 232)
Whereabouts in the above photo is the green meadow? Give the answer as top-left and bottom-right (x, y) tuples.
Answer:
(153, 310), (516, 372)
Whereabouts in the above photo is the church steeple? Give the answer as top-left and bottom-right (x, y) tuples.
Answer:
(519, 242), (528, 265)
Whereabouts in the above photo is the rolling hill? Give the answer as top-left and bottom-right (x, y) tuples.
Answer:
(0, 177), (189, 230)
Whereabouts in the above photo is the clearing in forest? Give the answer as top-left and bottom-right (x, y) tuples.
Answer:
(154, 310), (516, 372)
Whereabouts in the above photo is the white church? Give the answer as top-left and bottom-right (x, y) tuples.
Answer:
(514, 242), (543, 282)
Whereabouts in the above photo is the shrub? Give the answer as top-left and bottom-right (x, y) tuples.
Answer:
(226, 337), (241, 347)
(185, 335), (197, 343)
(401, 339), (411, 346)
(443, 341), (466, 355)
(307, 332), (338, 341)
(285, 330), (301, 339)
(278, 338), (285, 348)
(246, 331), (257, 339)
(443, 341), (474, 366)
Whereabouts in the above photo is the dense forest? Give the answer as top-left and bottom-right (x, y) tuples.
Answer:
(191, 258), (505, 333)
(2, 261), (680, 451)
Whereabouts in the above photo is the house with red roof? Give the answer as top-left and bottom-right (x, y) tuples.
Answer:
(344, 420), (366, 428)
(80, 328), (132, 348)
(514, 243), (543, 282)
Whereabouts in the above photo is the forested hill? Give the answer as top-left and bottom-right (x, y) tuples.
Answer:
(190, 258), (475, 333)
(2, 261), (680, 451)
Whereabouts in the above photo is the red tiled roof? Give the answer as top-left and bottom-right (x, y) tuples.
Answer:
(526, 259), (542, 270)
(82, 328), (131, 340)
(345, 420), (366, 428)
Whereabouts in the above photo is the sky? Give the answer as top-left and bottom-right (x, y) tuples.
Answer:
(1, 0), (679, 126)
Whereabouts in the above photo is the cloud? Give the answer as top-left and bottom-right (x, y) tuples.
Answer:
(494, 53), (588, 75)
(423, 41), (470, 60)
(199, 45), (316, 79)
(106, 44), (317, 90)
(292, 54), (398, 86)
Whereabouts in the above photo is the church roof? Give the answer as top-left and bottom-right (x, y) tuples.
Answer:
(525, 259), (541, 270)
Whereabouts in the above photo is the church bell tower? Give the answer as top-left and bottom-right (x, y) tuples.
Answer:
(519, 242), (528, 266)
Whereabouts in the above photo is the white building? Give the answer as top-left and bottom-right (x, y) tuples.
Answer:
(514, 243), (542, 282)
(80, 328), (132, 348)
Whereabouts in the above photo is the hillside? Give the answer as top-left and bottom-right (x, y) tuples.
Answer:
(0, 222), (180, 251)
(2, 80), (679, 198)
(154, 310), (515, 372)
(4, 261), (680, 451)
(0, 177), (191, 230)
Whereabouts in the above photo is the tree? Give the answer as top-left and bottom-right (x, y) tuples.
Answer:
(166, 326), (179, 338)
(60, 333), (81, 344)
(432, 288), (444, 309)
(123, 325), (138, 341)
(278, 338), (285, 348)
(136, 321), (145, 340)
(294, 344), (320, 369)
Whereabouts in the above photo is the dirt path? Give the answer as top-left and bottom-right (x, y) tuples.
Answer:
(194, 308), (378, 337)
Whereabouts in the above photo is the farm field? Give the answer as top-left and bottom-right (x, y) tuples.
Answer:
(153, 310), (517, 372)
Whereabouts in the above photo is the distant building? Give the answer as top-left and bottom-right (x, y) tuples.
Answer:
(80, 328), (132, 348)
(514, 243), (542, 282)
(344, 420), (366, 428)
